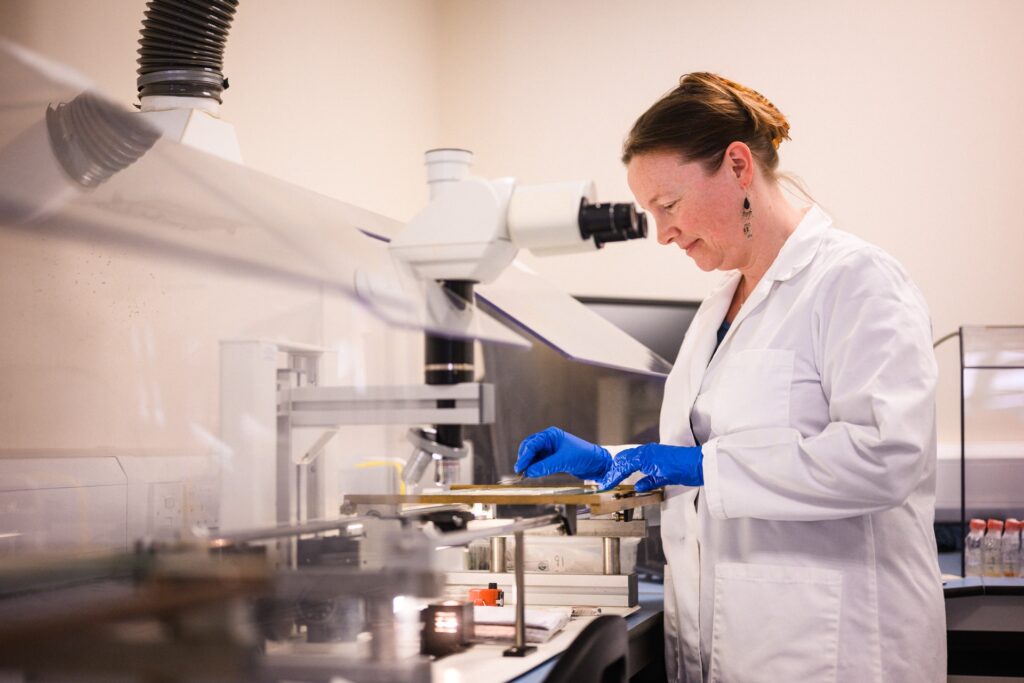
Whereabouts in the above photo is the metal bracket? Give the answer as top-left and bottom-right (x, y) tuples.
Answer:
(284, 382), (495, 427)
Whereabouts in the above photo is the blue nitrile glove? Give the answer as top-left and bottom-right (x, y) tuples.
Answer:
(514, 427), (613, 480)
(598, 443), (704, 492)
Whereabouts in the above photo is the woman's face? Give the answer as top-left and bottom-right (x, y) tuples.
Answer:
(627, 149), (748, 272)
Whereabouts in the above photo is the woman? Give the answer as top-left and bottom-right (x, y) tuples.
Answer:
(515, 73), (945, 682)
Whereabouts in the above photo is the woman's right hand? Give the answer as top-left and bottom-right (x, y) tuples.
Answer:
(514, 427), (612, 480)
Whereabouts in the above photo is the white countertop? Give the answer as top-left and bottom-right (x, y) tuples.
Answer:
(431, 605), (639, 683)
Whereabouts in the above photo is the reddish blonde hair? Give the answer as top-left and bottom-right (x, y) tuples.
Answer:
(622, 73), (791, 177)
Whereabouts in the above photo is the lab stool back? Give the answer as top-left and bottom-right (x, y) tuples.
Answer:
(543, 615), (628, 683)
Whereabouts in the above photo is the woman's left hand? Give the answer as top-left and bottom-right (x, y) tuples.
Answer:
(598, 443), (704, 492)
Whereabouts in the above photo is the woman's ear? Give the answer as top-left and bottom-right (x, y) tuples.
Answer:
(724, 141), (754, 187)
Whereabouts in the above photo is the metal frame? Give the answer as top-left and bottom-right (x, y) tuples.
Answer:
(220, 338), (496, 544)
(287, 382), (495, 427)
(959, 326), (966, 577)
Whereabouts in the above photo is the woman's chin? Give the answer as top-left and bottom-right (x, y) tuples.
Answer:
(691, 256), (718, 272)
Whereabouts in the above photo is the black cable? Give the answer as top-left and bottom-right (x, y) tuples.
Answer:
(933, 330), (960, 349)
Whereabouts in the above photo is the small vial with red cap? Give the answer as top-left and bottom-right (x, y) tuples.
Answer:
(1001, 519), (1021, 577)
(982, 518), (1004, 577)
(964, 518), (986, 577)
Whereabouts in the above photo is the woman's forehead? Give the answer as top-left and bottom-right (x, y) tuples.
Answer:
(628, 153), (703, 200)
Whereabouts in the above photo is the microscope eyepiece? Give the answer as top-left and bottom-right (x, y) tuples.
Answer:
(578, 200), (647, 248)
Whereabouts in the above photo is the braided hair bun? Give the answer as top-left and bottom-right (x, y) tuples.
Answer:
(623, 72), (790, 175)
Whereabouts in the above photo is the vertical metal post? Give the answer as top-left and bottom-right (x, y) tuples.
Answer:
(514, 531), (526, 650)
(959, 327), (966, 578)
(278, 367), (298, 569)
(368, 597), (396, 662)
(490, 536), (507, 573)
(296, 465), (306, 523)
(603, 537), (621, 575)
(503, 530), (536, 657)
(290, 464), (301, 570)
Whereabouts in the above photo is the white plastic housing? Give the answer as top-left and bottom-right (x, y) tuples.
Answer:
(390, 147), (603, 282)
(389, 176), (518, 283)
(139, 95), (220, 115)
(508, 180), (597, 256)
(425, 148), (473, 199)
(137, 97), (243, 164)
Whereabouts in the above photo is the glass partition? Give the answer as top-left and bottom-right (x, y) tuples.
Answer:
(0, 41), (527, 556)
(957, 326), (1024, 574)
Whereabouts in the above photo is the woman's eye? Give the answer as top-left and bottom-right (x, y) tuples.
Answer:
(662, 201), (677, 212)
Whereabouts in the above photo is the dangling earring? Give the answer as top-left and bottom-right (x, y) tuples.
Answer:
(742, 195), (753, 239)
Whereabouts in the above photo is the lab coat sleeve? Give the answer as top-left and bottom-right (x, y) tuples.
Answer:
(702, 249), (938, 521)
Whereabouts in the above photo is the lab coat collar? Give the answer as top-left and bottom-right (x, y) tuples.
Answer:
(705, 205), (830, 356)
(707, 204), (830, 304)
(762, 204), (831, 284)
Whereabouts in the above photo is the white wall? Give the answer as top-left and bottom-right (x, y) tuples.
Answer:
(0, 0), (440, 450)
(2, 0), (1021, 453)
(0, 0), (441, 220)
(435, 0), (1024, 446)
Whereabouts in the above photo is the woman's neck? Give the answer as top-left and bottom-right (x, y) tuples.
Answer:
(737, 183), (806, 288)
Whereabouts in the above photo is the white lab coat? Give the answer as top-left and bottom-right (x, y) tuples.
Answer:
(658, 206), (946, 682)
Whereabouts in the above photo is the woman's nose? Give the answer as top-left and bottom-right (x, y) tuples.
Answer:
(656, 220), (678, 246)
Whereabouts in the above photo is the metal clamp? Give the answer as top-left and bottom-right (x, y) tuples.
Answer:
(406, 427), (467, 460)
(137, 69), (224, 87)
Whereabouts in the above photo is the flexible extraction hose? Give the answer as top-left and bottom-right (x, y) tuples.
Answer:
(46, 92), (160, 188)
(136, 0), (239, 103)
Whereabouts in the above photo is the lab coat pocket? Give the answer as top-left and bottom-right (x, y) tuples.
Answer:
(708, 562), (841, 683)
(710, 349), (793, 435)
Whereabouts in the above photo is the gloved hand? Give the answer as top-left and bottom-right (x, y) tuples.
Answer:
(514, 427), (612, 480)
(598, 443), (704, 493)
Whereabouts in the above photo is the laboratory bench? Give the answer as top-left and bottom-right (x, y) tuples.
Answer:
(434, 576), (1024, 683)
(945, 577), (1024, 681)
(432, 581), (665, 683)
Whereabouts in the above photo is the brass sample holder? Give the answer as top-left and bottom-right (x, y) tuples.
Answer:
(343, 484), (661, 517)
